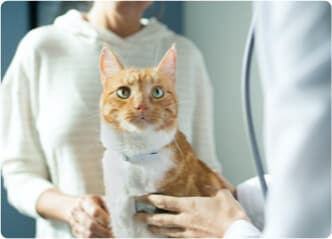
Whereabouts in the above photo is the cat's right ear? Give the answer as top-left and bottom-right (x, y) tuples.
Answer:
(99, 47), (124, 87)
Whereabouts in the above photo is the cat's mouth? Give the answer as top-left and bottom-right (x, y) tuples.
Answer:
(138, 117), (149, 124)
(137, 113), (149, 122)
(126, 112), (158, 129)
(130, 115), (150, 126)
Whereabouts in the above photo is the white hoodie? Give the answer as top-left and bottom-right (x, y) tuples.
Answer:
(0, 10), (220, 237)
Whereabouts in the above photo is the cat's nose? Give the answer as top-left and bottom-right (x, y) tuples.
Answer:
(135, 104), (148, 112)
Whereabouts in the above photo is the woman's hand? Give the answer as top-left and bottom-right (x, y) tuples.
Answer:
(67, 195), (112, 238)
(134, 189), (248, 237)
(37, 189), (112, 237)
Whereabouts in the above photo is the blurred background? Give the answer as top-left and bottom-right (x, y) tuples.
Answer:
(1, 1), (263, 237)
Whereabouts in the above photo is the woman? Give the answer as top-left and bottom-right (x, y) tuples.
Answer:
(0, 1), (220, 237)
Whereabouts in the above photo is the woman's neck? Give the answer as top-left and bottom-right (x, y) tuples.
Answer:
(87, 5), (143, 38)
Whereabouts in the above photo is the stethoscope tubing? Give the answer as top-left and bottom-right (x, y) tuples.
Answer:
(242, 17), (268, 198)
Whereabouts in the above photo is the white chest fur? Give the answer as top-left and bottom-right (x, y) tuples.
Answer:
(101, 121), (176, 237)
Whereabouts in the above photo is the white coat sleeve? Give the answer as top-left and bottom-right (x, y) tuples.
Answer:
(191, 50), (221, 173)
(226, 2), (331, 237)
(236, 176), (270, 230)
(224, 176), (270, 238)
(0, 34), (55, 218)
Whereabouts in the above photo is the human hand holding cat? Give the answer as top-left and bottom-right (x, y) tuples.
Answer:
(134, 189), (248, 237)
(68, 195), (112, 238)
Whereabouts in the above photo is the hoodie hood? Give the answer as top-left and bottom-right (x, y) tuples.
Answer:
(54, 9), (173, 47)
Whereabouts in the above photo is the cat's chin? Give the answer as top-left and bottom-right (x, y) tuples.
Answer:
(101, 120), (177, 157)
(127, 119), (152, 132)
(119, 120), (144, 133)
(119, 120), (154, 133)
(119, 119), (176, 134)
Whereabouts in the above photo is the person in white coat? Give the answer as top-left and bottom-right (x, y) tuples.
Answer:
(134, 2), (331, 237)
(0, 2), (221, 237)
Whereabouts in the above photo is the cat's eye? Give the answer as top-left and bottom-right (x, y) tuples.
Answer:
(116, 87), (131, 99)
(151, 86), (164, 99)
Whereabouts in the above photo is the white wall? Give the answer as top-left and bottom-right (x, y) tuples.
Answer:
(184, 2), (264, 184)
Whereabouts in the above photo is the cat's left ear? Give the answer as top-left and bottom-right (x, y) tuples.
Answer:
(156, 44), (176, 84)
(100, 47), (124, 87)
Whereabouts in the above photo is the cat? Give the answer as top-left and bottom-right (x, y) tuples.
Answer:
(99, 45), (232, 237)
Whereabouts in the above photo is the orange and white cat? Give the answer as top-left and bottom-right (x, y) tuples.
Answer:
(100, 45), (231, 237)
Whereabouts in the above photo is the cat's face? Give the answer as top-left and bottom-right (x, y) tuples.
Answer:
(99, 46), (177, 133)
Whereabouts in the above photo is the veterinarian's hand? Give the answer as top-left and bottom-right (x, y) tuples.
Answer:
(134, 190), (248, 237)
(67, 195), (112, 238)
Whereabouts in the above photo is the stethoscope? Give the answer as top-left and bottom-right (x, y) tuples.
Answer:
(242, 18), (268, 198)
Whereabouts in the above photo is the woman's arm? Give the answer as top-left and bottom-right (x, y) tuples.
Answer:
(0, 32), (55, 218)
(0, 31), (112, 238)
(36, 188), (75, 222)
(36, 189), (112, 238)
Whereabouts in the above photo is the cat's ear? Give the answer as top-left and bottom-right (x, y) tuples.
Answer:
(156, 44), (176, 83)
(99, 47), (124, 87)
